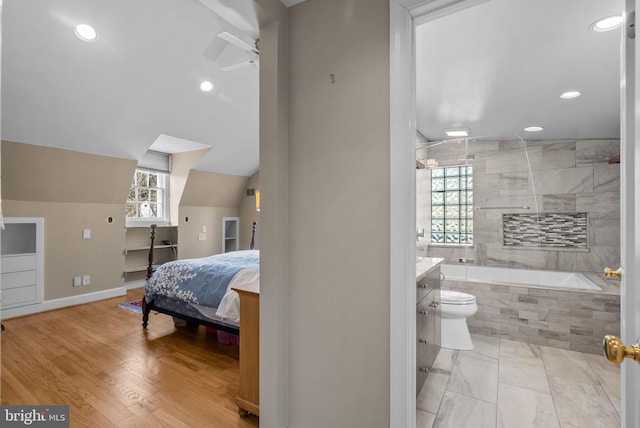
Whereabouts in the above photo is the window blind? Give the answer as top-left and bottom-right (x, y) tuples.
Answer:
(138, 150), (170, 172)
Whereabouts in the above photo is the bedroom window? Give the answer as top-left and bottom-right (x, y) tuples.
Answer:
(126, 169), (169, 223)
(430, 165), (473, 245)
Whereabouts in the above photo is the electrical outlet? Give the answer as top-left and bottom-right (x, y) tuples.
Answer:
(82, 275), (91, 286)
(198, 233), (206, 241)
(73, 277), (82, 287)
(82, 229), (91, 239)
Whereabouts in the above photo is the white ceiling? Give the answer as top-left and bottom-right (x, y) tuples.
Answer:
(2, 0), (623, 177)
(416, 0), (624, 142)
(2, 0), (260, 176)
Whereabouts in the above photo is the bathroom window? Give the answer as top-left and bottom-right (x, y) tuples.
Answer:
(431, 165), (473, 244)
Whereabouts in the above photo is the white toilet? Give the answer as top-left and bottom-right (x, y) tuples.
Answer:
(440, 290), (478, 350)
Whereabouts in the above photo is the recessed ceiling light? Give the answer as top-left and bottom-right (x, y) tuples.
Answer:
(445, 128), (470, 137)
(590, 15), (623, 32)
(560, 91), (582, 99)
(200, 81), (214, 92)
(75, 24), (98, 42)
(524, 126), (544, 132)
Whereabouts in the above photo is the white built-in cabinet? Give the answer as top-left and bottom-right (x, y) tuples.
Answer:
(222, 217), (239, 253)
(1, 217), (44, 309)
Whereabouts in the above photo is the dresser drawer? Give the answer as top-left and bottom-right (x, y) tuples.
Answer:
(2, 285), (37, 308)
(1, 254), (36, 273)
(1, 270), (37, 289)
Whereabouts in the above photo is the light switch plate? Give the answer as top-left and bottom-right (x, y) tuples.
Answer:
(82, 229), (91, 239)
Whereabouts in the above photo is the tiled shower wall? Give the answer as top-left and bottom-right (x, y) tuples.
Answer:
(417, 139), (620, 272)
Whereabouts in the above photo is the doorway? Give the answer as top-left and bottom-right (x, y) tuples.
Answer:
(388, 2), (632, 426)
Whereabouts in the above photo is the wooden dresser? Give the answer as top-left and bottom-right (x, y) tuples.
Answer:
(231, 282), (260, 417)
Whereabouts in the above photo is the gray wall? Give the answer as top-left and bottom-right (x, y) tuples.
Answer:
(418, 139), (620, 272)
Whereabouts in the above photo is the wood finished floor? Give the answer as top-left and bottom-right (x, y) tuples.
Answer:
(1, 289), (258, 428)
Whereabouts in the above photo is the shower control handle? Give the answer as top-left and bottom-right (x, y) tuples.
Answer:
(419, 310), (428, 316)
(429, 301), (439, 309)
(603, 335), (640, 364)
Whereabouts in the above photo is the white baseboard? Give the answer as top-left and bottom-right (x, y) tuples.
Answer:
(1, 287), (127, 320)
(125, 280), (146, 290)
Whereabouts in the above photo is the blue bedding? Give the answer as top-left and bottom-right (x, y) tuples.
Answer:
(145, 250), (259, 308)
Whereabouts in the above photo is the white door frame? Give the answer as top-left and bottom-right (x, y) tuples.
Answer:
(391, 1), (640, 426)
(620, 2), (640, 426)
(389, 2), (417, 427)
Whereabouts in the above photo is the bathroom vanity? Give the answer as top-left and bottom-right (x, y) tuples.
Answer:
(416, 257), (443, 395)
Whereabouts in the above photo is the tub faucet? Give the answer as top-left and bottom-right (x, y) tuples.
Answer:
(459, 257), (475, 264)
(604, 266), (622, 278)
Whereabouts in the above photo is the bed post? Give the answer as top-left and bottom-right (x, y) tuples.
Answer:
(142, 224), (157, 329)
(146, 224), (157, 280)
(250, 221), (257, 250)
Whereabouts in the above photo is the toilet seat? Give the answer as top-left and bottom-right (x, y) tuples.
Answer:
(440, 290), (476, 305)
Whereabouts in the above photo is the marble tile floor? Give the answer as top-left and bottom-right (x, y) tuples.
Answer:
(417, 334), (621, 428)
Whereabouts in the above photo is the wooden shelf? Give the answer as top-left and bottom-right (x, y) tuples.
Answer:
(125, 244), (177, 254)
(124, 264), (163, 277)
(124, 226), (178, 281)
(124, 266), (149, 274)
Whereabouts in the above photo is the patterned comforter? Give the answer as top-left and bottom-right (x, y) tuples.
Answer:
(145, 250), (260, 309)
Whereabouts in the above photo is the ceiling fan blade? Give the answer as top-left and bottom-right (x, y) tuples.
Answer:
(197, 0), (258, 38)
(220, 57), (258, 72)
(217, 31), (259, 55)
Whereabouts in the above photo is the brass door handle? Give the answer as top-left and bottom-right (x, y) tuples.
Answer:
(603, 335), (640, 364)
(604, 267), (621, 278)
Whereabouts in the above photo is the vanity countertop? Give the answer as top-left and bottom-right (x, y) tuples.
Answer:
(416, 257), (445, 283)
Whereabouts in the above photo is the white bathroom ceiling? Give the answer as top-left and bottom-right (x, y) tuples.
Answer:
(1, 0), (259, 176)
(416, 0), (624, 142)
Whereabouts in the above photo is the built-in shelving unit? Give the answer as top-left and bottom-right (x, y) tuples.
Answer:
(124, 225), (178, 284)
(1, 217), (44, 309)
(222, 217), (239, 253)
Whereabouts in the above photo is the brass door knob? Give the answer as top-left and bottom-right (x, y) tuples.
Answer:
(603, 335), (640, 364)
(604, 267), (622, 278)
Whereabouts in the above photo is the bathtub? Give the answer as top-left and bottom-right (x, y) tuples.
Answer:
(439, 263), (619, 355)
(441, 264), (602, 291)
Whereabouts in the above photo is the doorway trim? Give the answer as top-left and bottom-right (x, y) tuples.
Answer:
(389, 2), (417, 427)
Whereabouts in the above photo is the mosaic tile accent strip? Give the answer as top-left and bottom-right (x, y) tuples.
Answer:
(503, 212), (588, 249)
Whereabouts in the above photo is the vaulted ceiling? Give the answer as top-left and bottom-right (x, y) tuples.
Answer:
(2, 0), (260, 176)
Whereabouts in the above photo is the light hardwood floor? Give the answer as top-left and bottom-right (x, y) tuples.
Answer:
(1, 289), (258, 428)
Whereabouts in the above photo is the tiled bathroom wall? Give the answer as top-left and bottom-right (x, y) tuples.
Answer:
(417, 139), (620, 272)
(442, 277), (620, 355)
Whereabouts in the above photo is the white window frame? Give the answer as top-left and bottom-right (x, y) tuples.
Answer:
(125, 168), (170, 227)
